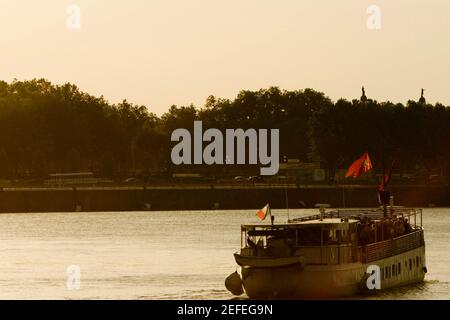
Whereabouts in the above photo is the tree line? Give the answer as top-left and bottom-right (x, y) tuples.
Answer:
(0, 79), (449, 182)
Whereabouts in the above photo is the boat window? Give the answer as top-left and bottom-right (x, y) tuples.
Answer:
(409, 259), (412, 270)
(326, 229), (339, 244)
(297, 226), (323, 245)
(257, 238), (265, 247)
(392, 264), (396, 277)
(385, 266), (389, 279)
(341, 229), (349, 242)
(349, 224), (357, 242)
(416, 256), (419, 267)
(398, 263), (401, 275)
(381, 267), (384, 280)
(329, 229), (335, 240)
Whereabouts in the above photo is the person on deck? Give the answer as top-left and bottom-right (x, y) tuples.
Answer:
(404, 219), (413, 234)
(384, 218), (394, 239)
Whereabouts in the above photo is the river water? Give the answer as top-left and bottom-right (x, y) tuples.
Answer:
(0, 208), (448, 299)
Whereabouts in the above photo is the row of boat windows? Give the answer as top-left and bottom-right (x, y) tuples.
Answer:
(295, 227), (353, 245)
(381, 256), (422, 280)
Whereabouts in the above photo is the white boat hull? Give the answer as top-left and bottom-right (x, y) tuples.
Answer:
(238, 246), (426, 298)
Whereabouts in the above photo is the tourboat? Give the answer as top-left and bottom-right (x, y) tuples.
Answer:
(225, 205), (427, 298)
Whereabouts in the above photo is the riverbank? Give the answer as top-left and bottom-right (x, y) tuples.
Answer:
(0, 184), (448, 212)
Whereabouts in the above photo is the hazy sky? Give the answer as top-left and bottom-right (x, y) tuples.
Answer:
(1, 0), (449, 114)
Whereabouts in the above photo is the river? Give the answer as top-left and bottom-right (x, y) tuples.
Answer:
(0, 208), (448, 299)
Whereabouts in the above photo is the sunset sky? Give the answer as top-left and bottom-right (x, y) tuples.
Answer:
(1, 0), (449, 114)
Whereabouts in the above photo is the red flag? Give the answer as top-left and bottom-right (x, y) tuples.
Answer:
(256, 203), (270, 221)
(345, 152), (373, 178)
(379, 160), (395, 191)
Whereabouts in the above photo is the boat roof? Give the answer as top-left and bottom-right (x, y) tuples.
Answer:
(242, 217), (359, 230)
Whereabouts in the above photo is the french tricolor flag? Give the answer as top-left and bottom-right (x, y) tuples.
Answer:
(256, 203), (270, 221)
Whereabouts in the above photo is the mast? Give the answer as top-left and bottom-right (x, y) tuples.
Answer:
(284, 185), (290, 222)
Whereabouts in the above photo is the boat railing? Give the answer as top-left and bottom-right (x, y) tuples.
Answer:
(364, 229), (424, 263)
(333, 208), (423, 229)
(289, 207), (423, 229)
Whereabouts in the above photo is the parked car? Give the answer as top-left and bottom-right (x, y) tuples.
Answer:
(247, 176), (264, 183)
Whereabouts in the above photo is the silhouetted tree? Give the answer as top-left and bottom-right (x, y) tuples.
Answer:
(0, 78), (449, 183)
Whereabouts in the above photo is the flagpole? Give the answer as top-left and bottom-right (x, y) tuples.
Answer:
(284, 185), (290, 222)
(269, 204), (274, 226)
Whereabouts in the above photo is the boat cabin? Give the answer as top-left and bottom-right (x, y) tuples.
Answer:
(238, 208), (424, 265)
(242, 218), (359, 249)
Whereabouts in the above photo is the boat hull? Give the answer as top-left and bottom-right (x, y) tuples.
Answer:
(238, 246), (426, 299)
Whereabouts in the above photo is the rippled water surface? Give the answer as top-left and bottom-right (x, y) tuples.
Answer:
(0, 208), (448, 299)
